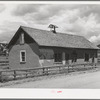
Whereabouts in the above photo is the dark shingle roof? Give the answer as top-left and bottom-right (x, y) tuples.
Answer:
(18, 26), (98, 49)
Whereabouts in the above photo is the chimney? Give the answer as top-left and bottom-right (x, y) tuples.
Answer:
(48, 24), (58, 33)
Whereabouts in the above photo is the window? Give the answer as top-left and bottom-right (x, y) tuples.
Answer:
(39, 49), (54, 59)
(20, 50), (26, 63)
(72, 51), (77, 63)
(65, 53), (69, 61)
(54, 53), (62, 62)
(20, 33), (24, 45)
(84, 53), (89, 62)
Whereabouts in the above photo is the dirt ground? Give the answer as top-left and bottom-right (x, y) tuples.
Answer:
(1, 67), (100, 88)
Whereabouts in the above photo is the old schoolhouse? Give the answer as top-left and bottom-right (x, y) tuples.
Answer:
(7, 25), (98, 69)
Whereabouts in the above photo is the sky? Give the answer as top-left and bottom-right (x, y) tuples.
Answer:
(0, 3), (100, 45)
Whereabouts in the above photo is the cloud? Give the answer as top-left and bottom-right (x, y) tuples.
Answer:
(0, 31), (14, 43)
(0, 20), (29, 43)
(12, 4), (44, 16)
(80, 5), (100, 17)
(0, 4), (6, 13)
(11, 4), (100, 25)
(89, 36), (98, 43)
(48, 8), (80, 31)
(66, 13), (100, 37)
(12, 4), (82, 24)
(89, 35), (100, 44)
(1, 4), (100, 45)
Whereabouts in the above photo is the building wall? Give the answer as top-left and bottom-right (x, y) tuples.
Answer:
(9, 43), (97, 69)
(9, 43), (40, 69)
(39, 46), (97, 66)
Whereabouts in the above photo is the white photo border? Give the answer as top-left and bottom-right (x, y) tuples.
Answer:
(0, 1), (100, 99)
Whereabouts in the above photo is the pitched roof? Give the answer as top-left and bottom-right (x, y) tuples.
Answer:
(9, 26), (99, 49)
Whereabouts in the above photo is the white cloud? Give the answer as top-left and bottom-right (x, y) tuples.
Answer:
(89, 35), (100, 44)
(89, 36), (97, 43)
(0, 4), (100, 45)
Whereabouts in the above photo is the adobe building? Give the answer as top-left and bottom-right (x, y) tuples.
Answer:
(7, 25), (98, 69)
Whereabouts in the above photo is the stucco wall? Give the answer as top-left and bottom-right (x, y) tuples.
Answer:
(9, 43), (40, 69)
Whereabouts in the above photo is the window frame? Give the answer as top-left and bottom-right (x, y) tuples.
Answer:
(20, 50), (26, 63)
(20, 33), (25, 45)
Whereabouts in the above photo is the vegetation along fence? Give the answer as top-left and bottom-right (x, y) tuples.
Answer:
(0, 63), (97, 82)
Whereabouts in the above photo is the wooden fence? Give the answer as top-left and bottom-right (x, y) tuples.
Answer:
(0, 61), (9, 66)
(0, 63), (97, 82)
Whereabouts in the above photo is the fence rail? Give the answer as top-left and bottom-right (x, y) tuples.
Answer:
(0, 61), (9, 66)
(0, 63), (97, 82)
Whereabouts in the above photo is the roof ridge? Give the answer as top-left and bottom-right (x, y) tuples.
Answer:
(20, 25), (50, 32)
(20, 25), (83, 37)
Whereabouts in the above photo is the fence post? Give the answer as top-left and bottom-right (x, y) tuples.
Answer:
(46, 68), (48, 75)
(72, 65), (73, 71)
(0, 72), (3, 82)
(59, 66), (60, 73)
(26, 70), (28, 78)
(14, 70), (16, 80)
(68, 65), (69, 73)
(43, 68), (45, 74)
